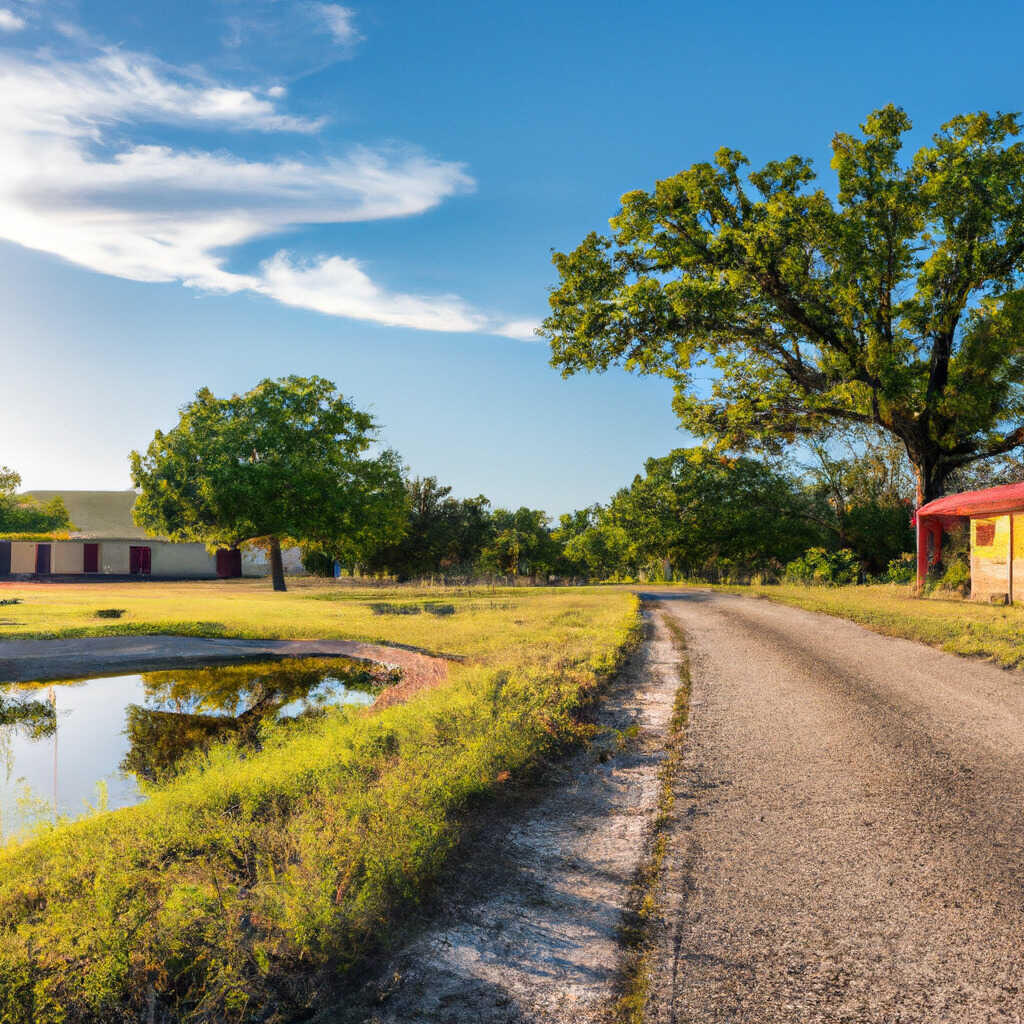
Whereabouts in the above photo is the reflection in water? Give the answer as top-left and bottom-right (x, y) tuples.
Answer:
(0, 657), (399, 841)
(122, 658), (399, 781)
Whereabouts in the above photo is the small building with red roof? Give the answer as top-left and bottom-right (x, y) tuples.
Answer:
(916, 481), (1024, 600)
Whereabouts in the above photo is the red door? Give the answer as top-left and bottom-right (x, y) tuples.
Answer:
(83, 543), (99, 574)
(216, 548), (242, 578)
(129, 546), (151, 575)
(35, 544), (51, 574)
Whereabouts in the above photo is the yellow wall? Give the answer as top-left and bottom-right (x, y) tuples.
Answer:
(971, 514), (1024, 601)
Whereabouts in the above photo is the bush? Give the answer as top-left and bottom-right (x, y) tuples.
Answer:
(300, 547), (336, 578)
(784, 547), (860, 586)
(883, 552), (916, 584)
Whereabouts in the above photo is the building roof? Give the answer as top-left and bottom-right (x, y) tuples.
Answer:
(20, 490), (154, 539)
(917, 481), (1024, 520)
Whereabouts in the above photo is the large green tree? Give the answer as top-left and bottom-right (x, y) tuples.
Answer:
(543, 106), (1024, 503)
(130, 376), (406, 591)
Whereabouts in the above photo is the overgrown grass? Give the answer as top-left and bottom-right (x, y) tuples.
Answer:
(0, 586), (641, 1022)
(707, 581), (1024, 669)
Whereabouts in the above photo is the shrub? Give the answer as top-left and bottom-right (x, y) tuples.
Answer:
(94, 608), (126, 619)
(884, 552), (916, 584)
(784, 547), (860, 586)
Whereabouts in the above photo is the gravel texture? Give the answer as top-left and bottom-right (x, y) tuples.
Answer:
(335, 610), (681, 1024)
(644, 588), (1024, 1024)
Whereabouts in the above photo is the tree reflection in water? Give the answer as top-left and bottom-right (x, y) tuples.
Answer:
(121, 657), (399, 783)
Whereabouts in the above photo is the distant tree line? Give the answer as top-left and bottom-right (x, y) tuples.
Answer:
(302, 430), (961, 585)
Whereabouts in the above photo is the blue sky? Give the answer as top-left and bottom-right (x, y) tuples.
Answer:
(1, 0), (1022, 515)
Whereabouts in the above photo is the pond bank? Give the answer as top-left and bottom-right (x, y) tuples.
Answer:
(0, 635), (451, 696)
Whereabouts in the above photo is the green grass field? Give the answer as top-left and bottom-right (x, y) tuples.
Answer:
(710, 581), (1024, 669)
(0, 581), (642, 1023)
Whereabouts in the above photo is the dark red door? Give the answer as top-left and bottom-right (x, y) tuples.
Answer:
(216, 548), (242, 578)
(129, 546), (151, 575)
(35, 544), (51, 574)
(83, 543), (99, 574)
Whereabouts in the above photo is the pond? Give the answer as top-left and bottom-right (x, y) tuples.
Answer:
(0, 657), (395, 842)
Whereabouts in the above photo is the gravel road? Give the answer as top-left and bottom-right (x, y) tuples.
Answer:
(645, 589), (1024, 1024)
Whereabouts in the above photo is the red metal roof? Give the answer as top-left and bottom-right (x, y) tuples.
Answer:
(917, 481), (1024, 519)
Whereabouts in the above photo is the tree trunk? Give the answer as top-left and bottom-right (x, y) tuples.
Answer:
(913, 454), (947, 506)
(269, 536), (287, 592)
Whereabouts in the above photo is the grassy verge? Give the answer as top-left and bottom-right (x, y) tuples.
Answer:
(0, 587), (641, 1023)
(696, 582), (1024, 670)
(614, 612), (691, 1024)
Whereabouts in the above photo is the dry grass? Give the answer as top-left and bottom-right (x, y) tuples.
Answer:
(706, 582), (1024, 669)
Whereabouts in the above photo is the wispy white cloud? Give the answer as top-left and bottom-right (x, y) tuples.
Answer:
(0, 43), (536, 337)
(260, 253), (490, 332)
(310, 4), (361, 48)
(0, 8), (25, 31)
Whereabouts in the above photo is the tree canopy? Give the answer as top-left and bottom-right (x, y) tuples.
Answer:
(0, 467), (71, 535)
(130, 376), (406, 591)
(543, 106), (1024, 502)
(362, 476), (492, 580)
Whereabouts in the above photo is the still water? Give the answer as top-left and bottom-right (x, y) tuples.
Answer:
(0, 657), (387, 841)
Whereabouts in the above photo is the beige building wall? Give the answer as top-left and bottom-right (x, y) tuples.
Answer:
(9, 542), (36, 573)
(99, 541), (131, 574)
(150, 541), (217, 578)
(241, 544), (307, 577)
(51, 542), (85, 574)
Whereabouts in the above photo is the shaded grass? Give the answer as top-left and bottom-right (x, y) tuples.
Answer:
(0, 587), (641, 1023)
(699, 582), (1024, 670)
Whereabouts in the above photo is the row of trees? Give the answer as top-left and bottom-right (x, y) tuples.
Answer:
(120, 375), (946, 586)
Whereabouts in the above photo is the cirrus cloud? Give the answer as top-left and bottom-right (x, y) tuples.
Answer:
(0, 41), (540, 338)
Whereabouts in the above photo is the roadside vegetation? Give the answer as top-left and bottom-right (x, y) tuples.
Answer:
(0, 586), (640, 1022)
(714, 582), (1024, 670)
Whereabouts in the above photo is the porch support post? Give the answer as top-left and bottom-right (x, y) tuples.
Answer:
(1008, 514), (1014, 605)
(916, 513), (927, 592)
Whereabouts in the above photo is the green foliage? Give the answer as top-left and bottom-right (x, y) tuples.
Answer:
(130, 376), (407, 590)
(929, 523), (971, 594)
(883, 553), (916, 583)
(802, 431), (915, 573)
(300, 547), (336, 578)
(364, 477), (494, 580)
(784, 547), (860, 586)
(586, 448), (817, 581)
(543, 106), (1024, 502)
(478, 507), (560, 578)
(0, 468), (72, 535)
(0, 591), (640, 1023)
